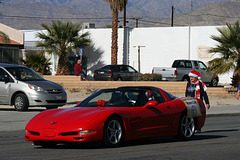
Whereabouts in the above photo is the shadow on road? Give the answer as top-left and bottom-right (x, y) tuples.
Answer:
(0, 108), (45, 112)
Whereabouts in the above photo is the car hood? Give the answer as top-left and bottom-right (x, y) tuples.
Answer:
(26, 107), (106, 129)
(24, 80), (62, 90)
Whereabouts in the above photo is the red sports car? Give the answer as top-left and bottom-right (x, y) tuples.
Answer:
(25, 86), (206, 147)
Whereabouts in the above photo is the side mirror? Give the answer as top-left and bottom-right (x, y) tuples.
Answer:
(76, 101), (82, 105)
(144, 101), (158, 108)
(4, 77), (10, 83)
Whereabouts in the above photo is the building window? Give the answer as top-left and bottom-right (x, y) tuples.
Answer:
(0, 47), (19, 64)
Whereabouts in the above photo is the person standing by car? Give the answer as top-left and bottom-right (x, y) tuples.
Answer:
(185, 70), (210, 133)
(74, 59), (85, 81)
(185, 70), (210, 109)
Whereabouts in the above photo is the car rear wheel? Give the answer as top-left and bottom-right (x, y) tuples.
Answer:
(14, 93), (29, 111)
(182, 76), (189, 81)
(175, 111), (195, 140)
(103, 117), (124, 147)
(211, 78), (218, 87)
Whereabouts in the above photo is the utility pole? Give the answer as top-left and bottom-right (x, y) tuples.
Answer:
(133, 45), (145, 73)
(188, 0), (193, 60)
(130, 17), (142, 28)
(171, 6), (174, 27)
(123, 1), (126, 27)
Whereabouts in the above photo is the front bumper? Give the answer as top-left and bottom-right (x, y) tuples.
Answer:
(27, 90), (67, 107)
(25, 128), (99, 143)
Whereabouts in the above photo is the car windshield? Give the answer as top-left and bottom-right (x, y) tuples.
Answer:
(77, 88), (168, 107)
(5, 67), (45, 81)
(77, 89), (151, 107)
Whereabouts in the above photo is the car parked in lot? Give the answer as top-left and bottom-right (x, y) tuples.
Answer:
(94, 65), (140, 81)
(0, 63), (67, 111)
(25, 86), (206, 147)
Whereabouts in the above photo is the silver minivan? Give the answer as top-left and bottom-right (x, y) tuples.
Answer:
(0, 63), (67, 111)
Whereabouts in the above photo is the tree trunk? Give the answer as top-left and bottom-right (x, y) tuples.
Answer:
(111, 11), (118, 65)
(56, 52), (69, 75)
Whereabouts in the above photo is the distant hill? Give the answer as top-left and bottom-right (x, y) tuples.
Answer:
(0, 0), (237, 30)
(147, 1), (240, 27)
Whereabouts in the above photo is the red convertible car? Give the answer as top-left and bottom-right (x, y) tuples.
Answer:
(25, 86), (206, 147)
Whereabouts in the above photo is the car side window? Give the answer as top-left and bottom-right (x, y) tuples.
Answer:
(179, 61), (185, 68)
(185, 61), (192, 68)
(151, 89), (166, 104)
(121, 66), (128, 72)
(127, 66), (136, 73)
(198, 61), (207, 70)
(172, 60), (180, 67)
(194, 61), (199, 69)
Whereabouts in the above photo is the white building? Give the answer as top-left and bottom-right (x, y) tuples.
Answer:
(22, 25), (232, 84)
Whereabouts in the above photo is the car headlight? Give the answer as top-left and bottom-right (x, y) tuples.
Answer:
(79, 130), (96, 135)
(28, 84), (46, 92)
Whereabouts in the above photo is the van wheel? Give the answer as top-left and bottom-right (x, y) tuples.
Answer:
(14, 93), (29, 111)
(46, 106), (58, 110)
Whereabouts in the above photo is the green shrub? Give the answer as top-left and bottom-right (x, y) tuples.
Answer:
(138, 73), (162, 81)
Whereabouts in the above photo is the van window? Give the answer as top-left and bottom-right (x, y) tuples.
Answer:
(0, 68), (10, 82)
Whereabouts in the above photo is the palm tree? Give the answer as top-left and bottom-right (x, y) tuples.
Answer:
(19, 50), (52, 75)
(0, 31), (10, 43)
(104, 0), (127, 65)
(36, 20), (91, 75)
(208, 21), (240, 77)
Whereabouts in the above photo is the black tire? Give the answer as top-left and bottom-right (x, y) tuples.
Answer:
(175, 111), (195, 141)
(46, 106), (59, 110)
(103, 117), (124, 147)
(116, 77), (122, 81)
(182, 76), (189, 81)
(14, 93), (29, 111)
(210, 78), (218, 87)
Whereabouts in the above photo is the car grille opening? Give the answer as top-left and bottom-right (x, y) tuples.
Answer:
(29, 131), (40, 136)
(34, 100), (42, 102)
(46, 89), (63, 94)
(74, 137), (84, 140)
(61, 131), (79, 136)
(46, 100), (66, 103)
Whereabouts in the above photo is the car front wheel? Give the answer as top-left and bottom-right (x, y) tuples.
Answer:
(14, 93), (29, 111)
(46, 106), (58, 110)
(103, 117), (124, 147)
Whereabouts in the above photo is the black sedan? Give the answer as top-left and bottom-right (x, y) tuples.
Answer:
(94, 65), (140, 81)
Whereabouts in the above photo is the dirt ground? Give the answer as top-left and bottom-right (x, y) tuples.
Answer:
(66, 89), (240, 107)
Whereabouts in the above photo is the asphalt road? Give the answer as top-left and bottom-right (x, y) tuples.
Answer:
(0, 108), (240, 160)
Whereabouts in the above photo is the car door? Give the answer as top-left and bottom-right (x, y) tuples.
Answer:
(0, 68), (12, 104)
(128, 89), (175, 137)
(127, 66), (139, 81)
(120, 65), (130, 80)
